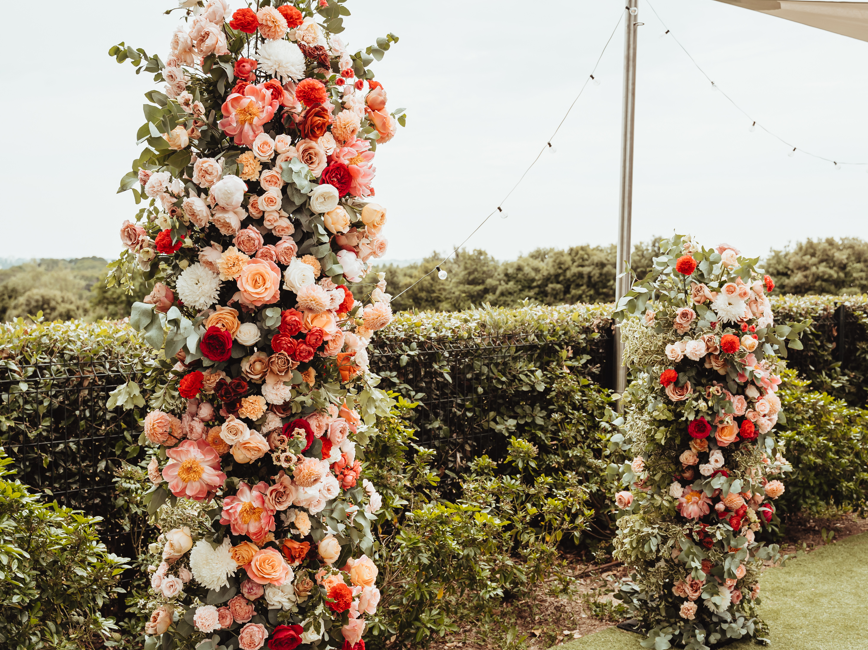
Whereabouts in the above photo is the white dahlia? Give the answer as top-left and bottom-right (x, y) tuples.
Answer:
(189, 538), (236, 591)
(258, 40), (305, 83)
(176, 263), (222, 311)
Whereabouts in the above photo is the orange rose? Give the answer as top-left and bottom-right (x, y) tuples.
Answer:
(282, 539), (311, 566)
(231, 541), (260, 566)
(206, 306), (241, 337)
(303, 310), (339, 339)
(300, 106), (331, 140)
(337, 352), (362, 383)
(349, 555), (378, 588)
(246, 547), (292, 585)
(715, 422), (740, 447)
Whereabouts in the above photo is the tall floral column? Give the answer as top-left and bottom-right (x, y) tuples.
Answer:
(611, 235), (807, 650)
(110, 2), (405, 648)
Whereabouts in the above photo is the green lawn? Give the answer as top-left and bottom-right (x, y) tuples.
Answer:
(556, 532), (868, 650)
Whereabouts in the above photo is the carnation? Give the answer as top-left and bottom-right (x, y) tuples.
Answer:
(258, 40), (305, 83)
(190, 538), (237, 591)
(176, 263), (222, 310)
(194, 605), (222, 633)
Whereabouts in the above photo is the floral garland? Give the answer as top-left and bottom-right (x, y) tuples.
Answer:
(611, 235), (808, 650)
(110, 2), (405, 649)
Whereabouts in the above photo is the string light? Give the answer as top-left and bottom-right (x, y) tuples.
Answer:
(749, 121), (756, 133)
(646, 0), (868, 171)
(590, 74), (601, 86)
(386, 9), (626, 305)
(547, 141), (557, 154)
(659, 29), (670, 39)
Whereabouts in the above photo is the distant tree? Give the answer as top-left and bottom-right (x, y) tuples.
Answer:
(89, 268), (152, 320)
(6, 289), (87, 321)
(765, 238), (868, 295)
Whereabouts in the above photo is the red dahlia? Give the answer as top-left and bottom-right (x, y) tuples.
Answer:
(687, 417), (711, 439)
(764, 274), (775, 292)
(178, 371), (204, 399)
(155, 230), (184, 255)
(296, 78), (328, 106)
(282, 419), (314, 452)
(675, 255), (697, 275)
(229, 8), (259, 33)
(659, 369), (678, 387)
(200, 326), (233, 362)
(320, 163), (352, 197)
(720, 334), (740, 355)
(739, 419), (757, 440)
(326, 583), (353, 613)
(277, 5), (304, 29)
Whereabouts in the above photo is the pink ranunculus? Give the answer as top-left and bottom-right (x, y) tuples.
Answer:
(161, 439), (226, 500)
(615, 491), (633, 509)
(238, 623), (268, 650)
(677, 489), (713, 520)
(218, 85), (277, 148)
(220, 481), (276, 544)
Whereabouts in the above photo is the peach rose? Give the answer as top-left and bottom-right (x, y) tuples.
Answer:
(275, 134), (294, 154)
(741, 335), (758, 352)
(318, 534), (341, 565)
(324, 206), (351, 234)
(258, 190), (282, 213)
(236, 258), (281, 307)
(232, 431), (270, 464)
(722, 283), (739, 299)
(252, 132), (276, 160)
(296, 139), (327, 177)
(234, 226), (264, 256)
(343, 618), (366, 645)
(731, 395), (747, 416)
(303, 310), (340, 339)
(259, 168), (284, 192)
(245, 547), (292, 585)
(665, 381), (693, 402)
(193, 158), (222, 188)
(165, 125), (189, 150)
(715, 422), (739, 447)
(238, 622), (268, 650)
(231, 541), (260, 567)
(272, 217), (295, 238)
(361, 202), (387, 233)
(211, 207), (244, 236)
(206, 306), (240, 337)
(350, 555), (378, 588)
(145, 605), (174, 635)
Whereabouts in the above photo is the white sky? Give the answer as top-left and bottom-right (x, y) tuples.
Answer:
(2, 0), (866, 262)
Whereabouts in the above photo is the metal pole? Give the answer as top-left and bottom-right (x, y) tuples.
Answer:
(615, 0), (639, 401)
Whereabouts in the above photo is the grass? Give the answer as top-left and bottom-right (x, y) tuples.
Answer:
(554, 532), (868, 650)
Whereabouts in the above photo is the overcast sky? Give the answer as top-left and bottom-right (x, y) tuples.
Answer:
(2, 0), (866, 263)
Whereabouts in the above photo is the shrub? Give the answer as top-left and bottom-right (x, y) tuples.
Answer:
(776, 373), (868, 516)
(0, 449), (130, 650)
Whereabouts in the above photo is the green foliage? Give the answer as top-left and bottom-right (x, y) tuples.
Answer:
(0, 449), (130, 650)
(776, 372), (868, 516)
(765, 237), (868, 295)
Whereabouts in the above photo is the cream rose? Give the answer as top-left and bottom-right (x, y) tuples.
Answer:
(211, 175), (246, 209)
(259, 169), (284, 192)
(145, 606), (174, 635)
(193, 158), (222, 188)
(324, 206), (350, 234)
(236, 323), (261, 346)
(309, 184), (339, 214)
(275, 134), (294, 154)
(163, 527), (193, 560)
(259, 190), (283, 213)
(232, 431), (270, 464)
(211, 207), (244, 236)
(361, 203), (386, 232)
(283, 258), (316, 293)
(220, 415), (251, 445)
(349, 555), (378, 588)
(741, 335), (759, 352)
(183, 196), (211, 229)
(252, 133), (276, 161)
(721, 249), (739, 269)
(318, 534), (341, 565)
(165, 125), (189, 150)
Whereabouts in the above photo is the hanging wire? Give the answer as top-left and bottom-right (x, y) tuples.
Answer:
(646, 0), (868, 168)
(387, 9), (626, 304)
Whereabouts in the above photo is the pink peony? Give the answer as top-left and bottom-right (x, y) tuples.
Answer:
(677, 489), (713, 520)
(228, 594), (255, 623)
(219, 85), (277, 148)
(238, 623), (268, 650)
(161, 439), (226, 500)
(220, 481), (276, 544)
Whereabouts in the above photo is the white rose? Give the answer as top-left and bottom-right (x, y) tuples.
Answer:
(163, 527), (193, 560)
(665, 343), (684, 362)
(319, 474), (340, 501)
(336, 249), (365, 283)
(721, 249), (739, 269)
(301, 620), (323, 644)
(318, 535), (341, 565)
(685, 340), (707, 362)
(309, 184), (339, 213)
(220, 415), (251, 445)
(236, 323), (261, 346)
(699, 463), (714, 477)
(161, 575), (184, 599)
(145, 172), (172, 198)
(709, 450), (725, 468)
(283, 258), (316, 293)
(265, 582), (297, 610)
(668, 482), (683, 499)
(211, 175), (246, 209)
(253, 133), (276, 161)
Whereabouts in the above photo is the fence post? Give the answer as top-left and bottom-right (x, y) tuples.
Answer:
(836, 303), (847, 366)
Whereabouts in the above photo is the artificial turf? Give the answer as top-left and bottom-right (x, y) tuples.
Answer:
(554, 532), (868, 650)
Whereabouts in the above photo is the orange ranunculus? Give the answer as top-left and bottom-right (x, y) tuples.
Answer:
(282, 539), (311, 566)
(337, 352), (361, 383)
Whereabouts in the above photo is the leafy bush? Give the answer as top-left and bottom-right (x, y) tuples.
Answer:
(0, 449), (130, 650)
(765, 237), (868, 296)
(776, 373), (868, 516)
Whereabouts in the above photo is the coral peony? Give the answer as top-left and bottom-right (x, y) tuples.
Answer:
(220, 481), (276, 544)
(162, 439), (226, 500)
(219, 85), (277, 148)
(677, 489), (712, 520)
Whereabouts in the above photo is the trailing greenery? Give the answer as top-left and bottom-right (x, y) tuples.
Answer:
(0, 449), (130, 650)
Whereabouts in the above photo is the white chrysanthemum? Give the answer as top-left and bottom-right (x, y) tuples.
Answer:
(189, 538), (236, 591)
(176, 263), (222, 310)
(705, 585), (732, 614)
(711, 293), (746, 324)
(258, 40), (305, 83)
(265, 581), (297, 610)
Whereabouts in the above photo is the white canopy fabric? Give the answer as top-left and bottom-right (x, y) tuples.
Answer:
(713, 1), (868, 42)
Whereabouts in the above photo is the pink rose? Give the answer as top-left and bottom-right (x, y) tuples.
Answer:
(228, 594), (255, 623)
(665, 381), (693, 402)
(272, 217), (295, 238)
(120, 220), (147, 251)
(255, 244), (277, 262)
(296, 139), (327, 177)
(358, 585), (381, 615)
(731, 395), (747, 416)
(183, 196), (211, 229)
(143, 283), (175, 314)
(259, 168), (284, 192)
(252, 133), (276, 160)
(342, 618), (366, 645)
(234, 226), (264, 255)
(238, 623), (268, 650)
(274, 238), (298, 265)
(241, 579), (265, 600)
(674, 307), (696, 334)
(217, 606), (233, 629)
(258, 190), (282, 213)
(615, 491), (633, 509)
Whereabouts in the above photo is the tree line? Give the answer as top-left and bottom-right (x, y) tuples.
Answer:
(1, 237), (866, 321)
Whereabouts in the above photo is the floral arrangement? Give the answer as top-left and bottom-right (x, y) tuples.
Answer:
(610, 235), (808, 650)
(109, 1), (405, 648)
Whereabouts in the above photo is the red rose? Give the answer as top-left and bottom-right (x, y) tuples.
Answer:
(216, 377), (249, 401)
(230, 8), (258, 33)
(720, 334), (740, 355)
(336, 77), (346, 86)
(759, 504), (774, 523)
(711, 469), (730, 479)
(234, 57), (258, 82)
(700, 537), (714, 549)
(764, 274), (775, 293)
(179, 371), (204, 399)
(305, 328), (324, 349)
(355, 80), (365, 91)
(675, 255), (697, 275)
(283, 419), (314, 452)
(341, 68), (354, 79)
(155, 230), (184, 255)
(320, 163), (352, 197)
(659, 369), (678, 387)
(200, 326), (233, 362)
(326, 583), (353, 613)
(728, 514), (743, 531)
(336, 285), (354, 314)
(739, 419), (757, 440)
(277, 5), (304, 28)
(268, 624), (305, 650)
(296, 78), (329, 106)
(294, 342), (315, 363)
(342, 643), (365, 650)
(688, 417), (711, 439)
(232, 80), (251, 96)
(223, 398), (241, 416)
(321, 438), (333, 460)
(280, 309), (304, 336)
(271, 332), (298, 356)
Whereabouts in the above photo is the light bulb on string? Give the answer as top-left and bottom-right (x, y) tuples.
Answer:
(659, 29), (670, 39)
(437, 266), (448, 280)
(547, 142), (557, 155)
(788, 147), (797, 158)
(835, 162), (842, 171)
(590, 74), (600, 86)
(497, 206), (508, 219)
(749, 121), (756, 133)
(710, 81), (719, 92)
